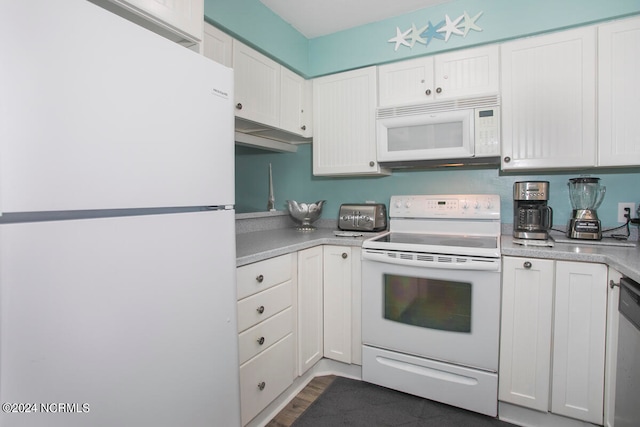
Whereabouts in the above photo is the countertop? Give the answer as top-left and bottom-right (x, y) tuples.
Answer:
(237, 226), (640, 282)
(236, 227), (379, 267)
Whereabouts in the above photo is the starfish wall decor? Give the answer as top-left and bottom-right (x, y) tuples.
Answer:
(388, 11), (483, 51)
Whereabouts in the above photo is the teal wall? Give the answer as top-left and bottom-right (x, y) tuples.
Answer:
(236, 145), (640, 229)
(205, 0), (640, 77)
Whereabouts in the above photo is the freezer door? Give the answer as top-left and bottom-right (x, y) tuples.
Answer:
(0, 210), (240, 427)
(0, 0), (234, 213)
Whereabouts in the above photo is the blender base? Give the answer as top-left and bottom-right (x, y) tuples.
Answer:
(567, 218), (602, 240)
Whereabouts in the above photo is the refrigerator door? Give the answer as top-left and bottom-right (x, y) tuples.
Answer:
(0, 0), (234, 213)
(0, 210), (240, 427)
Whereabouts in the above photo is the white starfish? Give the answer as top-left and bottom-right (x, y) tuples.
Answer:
(408, 23), (428, 47)
(388, 26), (411, 51)
(436, 14), (464, 42)
(461, 11), (483, 37)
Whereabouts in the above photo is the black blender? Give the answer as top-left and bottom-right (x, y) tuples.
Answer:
(566, 177), (606, 240)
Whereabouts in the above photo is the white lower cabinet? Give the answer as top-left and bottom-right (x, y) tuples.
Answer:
(323, 246), (362, 365)
(236, 254), (296, 426)
(499, 257), (608, 425)
(297, 246), (324, 375)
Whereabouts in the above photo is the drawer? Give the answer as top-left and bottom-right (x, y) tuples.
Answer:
(238, 307), (293, 365)
(240, 333), (295, 426)
(237, 254), (293, 300)
(237, 280), (292, 332)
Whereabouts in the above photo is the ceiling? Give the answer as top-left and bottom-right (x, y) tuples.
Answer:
(259, 0), (454, 38)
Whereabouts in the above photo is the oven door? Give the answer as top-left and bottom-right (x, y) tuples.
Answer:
(362, 255), (500, 372)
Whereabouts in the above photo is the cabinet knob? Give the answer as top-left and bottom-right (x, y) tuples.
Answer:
(256, 274), (264, 283)
(257, 381), (266, 391)
(504, 156), (511, 163)
(342, 252), (348, 259)
(257, 305), (265, 314)
(610, 280), (620, 289)
(436, 87), (442, 94)
(257, 336), (265, 345)
(425, 89), (432, 96)
(523, 261), (532, 269)
(369, 161), (375, 167)
(236, 103), (243, 110)
(301, 125), (307, 131)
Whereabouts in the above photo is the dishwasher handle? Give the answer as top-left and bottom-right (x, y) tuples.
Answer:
(619, 277), (640, 330)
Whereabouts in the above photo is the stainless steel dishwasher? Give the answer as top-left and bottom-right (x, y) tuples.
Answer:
(614, 276), (640, 427)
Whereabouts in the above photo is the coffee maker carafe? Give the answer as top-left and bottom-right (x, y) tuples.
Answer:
(513, 181), (553, 240)
(566, 177), (606, 240)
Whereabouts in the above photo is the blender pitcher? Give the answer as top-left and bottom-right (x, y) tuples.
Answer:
(567, 177), (606, 240)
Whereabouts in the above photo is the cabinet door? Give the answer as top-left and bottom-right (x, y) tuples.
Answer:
(202, 22), (232, 67)
(297, 246), (323, 375)
(323, 246), (352, 364)
(233, 40), (280, 128)
(604, 268), (622, 427)
(598, 16), (640, 167)
(434, 45), (499, 100)
(377, 57), (434, 106)
(501, 27), (596, 170)
(280, 68), (306, 136)
(313, 67), (388, 176)
(499, 257), (554, 412)
(551, 261), (607, 424)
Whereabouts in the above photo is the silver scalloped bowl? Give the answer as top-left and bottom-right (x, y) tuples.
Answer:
(287, 200), (325, 231)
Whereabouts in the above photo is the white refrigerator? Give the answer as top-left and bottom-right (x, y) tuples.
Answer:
(0, 1), (241, 426)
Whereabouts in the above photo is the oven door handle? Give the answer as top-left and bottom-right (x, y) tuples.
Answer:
(362, 249), (501, 271)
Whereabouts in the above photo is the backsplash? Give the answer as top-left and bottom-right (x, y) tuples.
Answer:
(236, 144), (640, 231)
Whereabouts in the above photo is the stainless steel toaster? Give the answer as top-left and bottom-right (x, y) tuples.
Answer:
(338, 203), (387, 232)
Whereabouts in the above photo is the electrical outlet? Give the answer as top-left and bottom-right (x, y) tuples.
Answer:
(618, 202), (636, 223)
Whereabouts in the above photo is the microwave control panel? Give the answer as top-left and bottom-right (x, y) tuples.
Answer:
(475, 107), (500, 157)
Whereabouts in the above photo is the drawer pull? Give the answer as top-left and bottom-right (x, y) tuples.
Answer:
(256, 274), (264, 283)
(257, 381), (266, 391)
(523, 261), (532, 269)
(342, 252), (348, 259)
(257, 305), (265, 314)
(257, 336), (265, 345)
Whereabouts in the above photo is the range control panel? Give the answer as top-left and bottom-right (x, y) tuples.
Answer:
(389, 194), (501, 219)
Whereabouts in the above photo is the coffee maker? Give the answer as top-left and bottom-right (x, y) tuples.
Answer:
(513, 181), (553, 240)
(566, 177), (606, 240)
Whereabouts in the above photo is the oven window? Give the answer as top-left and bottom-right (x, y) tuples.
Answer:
(384, 274), (471, 333)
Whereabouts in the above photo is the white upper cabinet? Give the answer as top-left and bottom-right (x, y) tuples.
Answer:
(378, 45), (499, 107)
(233, 40), (311, 139)
(96, 0), (204, 45)
(500, 26), (597, 170)
(313, 67), (389, 176)
(233, 40), (281, 129)
(202, 22), (232, 67)
(280, 68), (313, 138)
(597, 16), (640, 167)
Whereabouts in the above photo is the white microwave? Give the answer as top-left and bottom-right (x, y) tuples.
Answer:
(376, 102), (500, 164)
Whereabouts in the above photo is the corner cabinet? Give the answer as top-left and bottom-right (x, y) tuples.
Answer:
(313, 67), (389, 176)
(499, 257), (608, 425)
(297, 246), (323, 375)
(500, 26), (597, 170)
(202, 22), (232, 67)
(378, 45), (499, 107)
(597, 16), (640, 167)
